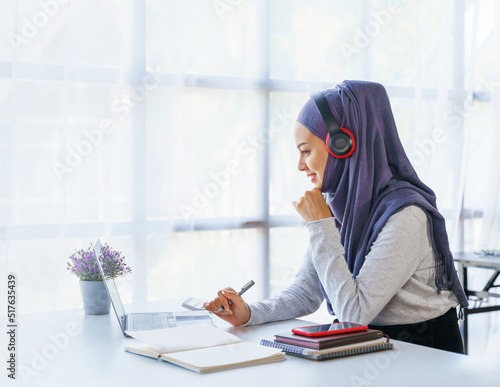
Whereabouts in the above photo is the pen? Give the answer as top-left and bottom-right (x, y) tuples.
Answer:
(217, 280), (255, 313)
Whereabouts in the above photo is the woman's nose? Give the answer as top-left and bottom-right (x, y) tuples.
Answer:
(298, 158), (306, 171)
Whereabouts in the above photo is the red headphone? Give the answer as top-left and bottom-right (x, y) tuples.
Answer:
(311, 92), (356, 158)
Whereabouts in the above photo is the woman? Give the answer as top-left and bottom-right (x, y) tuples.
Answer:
(204, 80), (468, 353)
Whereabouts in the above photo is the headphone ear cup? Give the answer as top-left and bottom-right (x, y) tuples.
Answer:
(311, 91), (356, 159)
(326, 128), (356, 158)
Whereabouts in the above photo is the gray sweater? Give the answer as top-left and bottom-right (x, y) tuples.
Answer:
(246, 206), (458, 326)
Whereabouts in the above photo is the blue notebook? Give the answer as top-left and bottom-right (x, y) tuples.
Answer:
(260, 337), (393, 361)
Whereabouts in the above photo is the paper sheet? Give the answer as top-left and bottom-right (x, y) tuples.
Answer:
(125, 324), (242, 353)
(160, 342), (286, 372)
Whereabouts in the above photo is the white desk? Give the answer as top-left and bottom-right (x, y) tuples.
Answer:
(454, 252), (500, 354)
(13, 300), (500, 387)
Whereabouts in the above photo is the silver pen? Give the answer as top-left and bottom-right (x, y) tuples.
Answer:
(217, 280), (255, 313)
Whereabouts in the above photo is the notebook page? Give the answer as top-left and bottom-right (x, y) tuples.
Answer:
(161, 342), (285, 371)
(126, 324), (242, 353)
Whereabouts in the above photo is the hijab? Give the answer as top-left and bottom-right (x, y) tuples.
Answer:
(296, 80), (468, 315)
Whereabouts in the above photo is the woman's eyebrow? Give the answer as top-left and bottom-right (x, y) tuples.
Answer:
(297, 142), (307, 149)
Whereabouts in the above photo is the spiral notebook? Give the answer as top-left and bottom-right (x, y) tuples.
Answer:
(260, 337), (393, 361)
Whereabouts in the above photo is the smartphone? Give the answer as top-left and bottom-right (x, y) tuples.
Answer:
(291, 322), (368, 337)
(181, 297), (206, 311)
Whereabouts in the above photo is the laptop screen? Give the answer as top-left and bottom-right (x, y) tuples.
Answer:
(93, 239), (127, 331)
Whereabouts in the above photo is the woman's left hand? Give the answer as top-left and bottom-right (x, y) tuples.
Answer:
(292, 188), (332, 223)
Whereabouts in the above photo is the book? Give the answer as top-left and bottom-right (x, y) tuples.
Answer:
(274, 328), (384, 350)
(260, 337), (393, 361)
(124, 324), (286, 373)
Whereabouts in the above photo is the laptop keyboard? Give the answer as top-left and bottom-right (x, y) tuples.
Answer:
(128, 312), (177, 331)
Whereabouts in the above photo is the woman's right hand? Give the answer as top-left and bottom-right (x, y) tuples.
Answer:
(203, 287), (251, 326)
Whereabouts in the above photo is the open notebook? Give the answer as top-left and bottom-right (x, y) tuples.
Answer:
(125, 325), (285, 373)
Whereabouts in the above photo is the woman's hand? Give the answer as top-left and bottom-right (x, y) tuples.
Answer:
(203, 287), (251, 326)
(292, 187), (332, 223)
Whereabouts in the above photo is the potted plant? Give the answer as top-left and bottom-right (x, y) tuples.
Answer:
(67, 243), (132, 315)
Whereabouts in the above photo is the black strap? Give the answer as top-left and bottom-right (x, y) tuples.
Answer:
(311, 92), (340, 135)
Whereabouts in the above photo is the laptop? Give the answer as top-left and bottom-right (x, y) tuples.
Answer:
(92, 239), (215, 335)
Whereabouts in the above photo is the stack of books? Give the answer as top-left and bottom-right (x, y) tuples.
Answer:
(260, 328), (393, 361)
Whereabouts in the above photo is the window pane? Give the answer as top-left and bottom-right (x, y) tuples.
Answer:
(0, 2), (16, 62)
(370, 0), (449, 87)
(270, 0), (364, 81)
(147, 87), (262, 220)
(269, 91), (310, 216)
(147, 229), (263, 302)
(0, 147), (9, 221)
(9, 0), (133, 67)
(464, 218), (484, 252)
(270, 227), (309, 295)
(147, 0), (263, 77)
(11, 80), (65, 224)
(391, 96), (463, 215)
(464, 0), (495, 91)
(8, 239), (67, 312)
(63, 82), (133, 223)
(67, 0), (133, 68)
(0, 79), (12, 225)
(12, 0), (69, 64)
(464, 102), (490, 211)
(10, 80), (133, 224)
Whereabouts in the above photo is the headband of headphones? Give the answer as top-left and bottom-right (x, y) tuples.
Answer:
(311, 92), (356, 158)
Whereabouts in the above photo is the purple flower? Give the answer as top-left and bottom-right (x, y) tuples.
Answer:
(66, 243), (132, 281)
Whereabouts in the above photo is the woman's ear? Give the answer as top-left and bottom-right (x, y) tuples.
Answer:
(323, 140), (330, 154)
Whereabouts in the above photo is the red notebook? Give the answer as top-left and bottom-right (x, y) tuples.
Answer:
(274, 329), (384, 350)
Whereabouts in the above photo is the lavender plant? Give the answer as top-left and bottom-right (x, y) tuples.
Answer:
(67, 243), (132, 281)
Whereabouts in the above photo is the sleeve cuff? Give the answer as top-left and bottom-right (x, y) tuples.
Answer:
(238, 305), (254, 327)
(306, 217), (338, 238)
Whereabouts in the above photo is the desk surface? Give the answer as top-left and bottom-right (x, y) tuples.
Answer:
(454, 252), (500, 270)
(13, 300), (500, 387)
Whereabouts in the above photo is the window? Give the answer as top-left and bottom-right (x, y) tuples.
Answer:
(1, 0), (498, 313)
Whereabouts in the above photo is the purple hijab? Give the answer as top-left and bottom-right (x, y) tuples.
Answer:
(297, 80), (468, 315)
